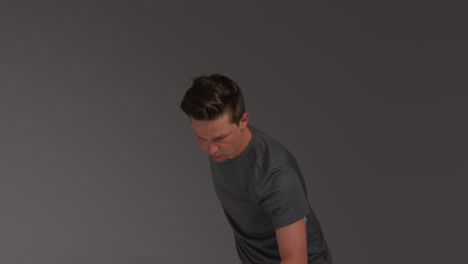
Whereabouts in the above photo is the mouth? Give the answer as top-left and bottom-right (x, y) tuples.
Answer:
(210, 154), (222, 159)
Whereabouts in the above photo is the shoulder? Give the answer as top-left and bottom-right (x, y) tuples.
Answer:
(249, 125), (297, 172)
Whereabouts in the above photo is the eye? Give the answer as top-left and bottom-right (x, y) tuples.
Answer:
(214, 136), (226, 142)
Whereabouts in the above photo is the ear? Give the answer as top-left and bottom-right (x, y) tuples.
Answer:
(239, 113), (249, 128)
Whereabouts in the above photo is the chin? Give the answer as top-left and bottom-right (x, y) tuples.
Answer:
(210, 155), (226, 162)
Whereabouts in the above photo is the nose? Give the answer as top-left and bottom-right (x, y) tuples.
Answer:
(207, 143), (219, 155)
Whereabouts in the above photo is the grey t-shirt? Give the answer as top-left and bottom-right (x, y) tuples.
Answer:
(210, 125), (332, 264)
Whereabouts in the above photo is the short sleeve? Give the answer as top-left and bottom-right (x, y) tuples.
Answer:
(254, 167), (310, 229)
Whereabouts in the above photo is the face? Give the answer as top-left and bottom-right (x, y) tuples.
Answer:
(191, 112), (251, 162)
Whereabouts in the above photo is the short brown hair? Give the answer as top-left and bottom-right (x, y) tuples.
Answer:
(180, 74), (246, 124)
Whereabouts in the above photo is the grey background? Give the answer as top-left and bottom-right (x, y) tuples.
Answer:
(1, 1), (466, 264)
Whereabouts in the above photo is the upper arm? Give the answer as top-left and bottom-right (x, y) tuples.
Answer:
(275, 217), (308, 264)
(255, 167), (310, 228)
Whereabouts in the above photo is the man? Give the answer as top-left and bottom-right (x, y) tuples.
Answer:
(180, 74), (332, 264)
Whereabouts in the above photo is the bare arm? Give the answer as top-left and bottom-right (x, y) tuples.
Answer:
(276, 218), (308, 264)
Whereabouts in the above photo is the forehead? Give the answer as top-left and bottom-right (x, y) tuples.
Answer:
(191, 113), (236, 138)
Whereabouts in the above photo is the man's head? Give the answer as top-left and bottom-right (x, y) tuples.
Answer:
(180, 74), (245, 124)
(180, 74), (251, 162)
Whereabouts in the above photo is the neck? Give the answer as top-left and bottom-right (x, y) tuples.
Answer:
(239, 126), (252, 153)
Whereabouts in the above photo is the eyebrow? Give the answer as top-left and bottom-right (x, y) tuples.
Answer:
(195, 132), (230, 141)
(213, 134), (229, 141)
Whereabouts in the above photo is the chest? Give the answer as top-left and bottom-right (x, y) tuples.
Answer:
(211, 164), (273, 230)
